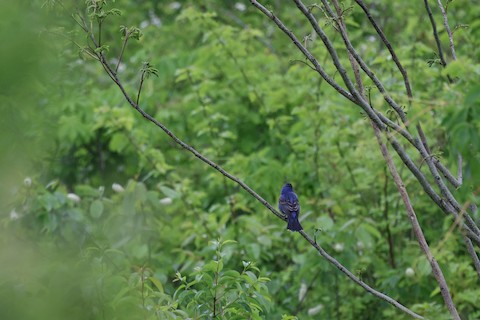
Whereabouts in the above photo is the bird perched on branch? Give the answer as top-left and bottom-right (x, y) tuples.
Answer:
(278, 183), (303, 231)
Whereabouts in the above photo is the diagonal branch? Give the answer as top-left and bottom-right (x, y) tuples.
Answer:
(296, 0), (480, 247)
(350, 2), (480, 255)
(300, 230), (424, 319)
(372, 123), (460, 320)
(417, 124), (462, 188)
(95, 40), (426, 320)
(77, 5), (425, 319)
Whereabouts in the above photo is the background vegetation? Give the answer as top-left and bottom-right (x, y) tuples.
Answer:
(1, 0), (479, 319)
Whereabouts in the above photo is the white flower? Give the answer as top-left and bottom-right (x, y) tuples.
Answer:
(333, 243), (344, 252)
(405, 267), (415, 278)
(356, 241), (365, 250)
(67, 193), (81, 203)
(10, 209), (20, 220)
(298, 282), (307, 302)
(169, 2), (181, 10)
(308, 304), (324, 316)
(112, 183), (125, 193)
(159, 197), (172, 205)
(234, 2), (246, 12)
(23, 177), (32, 187)
(149, 10), (162, 27)
(140, 20), (149, 29)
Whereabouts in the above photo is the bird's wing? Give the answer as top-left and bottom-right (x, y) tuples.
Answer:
(279, 198), (300, 213)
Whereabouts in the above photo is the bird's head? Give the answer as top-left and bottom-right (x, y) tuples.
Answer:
(282, 183), (294, 192)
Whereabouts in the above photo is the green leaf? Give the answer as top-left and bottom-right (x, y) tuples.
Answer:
(89, 199), (104, 218)
(158, 185), (179, 199)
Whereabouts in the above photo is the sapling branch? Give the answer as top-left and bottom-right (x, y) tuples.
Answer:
(98, 20), (102, 46)
(137, 72), (145, 106)
(116, 31), (129, 72)
(137, 62), (158, 106)
(116, 26), (142, 73)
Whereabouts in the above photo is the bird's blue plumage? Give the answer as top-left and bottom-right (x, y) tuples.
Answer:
(278, 183), (303, 231)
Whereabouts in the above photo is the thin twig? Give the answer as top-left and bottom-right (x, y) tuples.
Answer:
(416, 125), (480, 274)
(415, 137), (480, 236)
(354, 0), (412, 101)
(436, 0), (457, 60)
(387, 134), (480, 245)
(465, 237), (480, 278)
(382, 167), (396, 268)
(116, 35), (129, 72)
(423, 0), (448, 67)
(249, 0), (357, 105)
(257, 0), (386, 129)
(301, 0), (407, 124)
(137, 72), (145, 106)
(417, 124), (462, 188)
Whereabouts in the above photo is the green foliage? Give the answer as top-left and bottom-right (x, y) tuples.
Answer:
(173, 240), (272, 319)
(1, 0), (480, 319)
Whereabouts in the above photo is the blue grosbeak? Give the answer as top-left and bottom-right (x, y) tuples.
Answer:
(278, 183), (303, 231)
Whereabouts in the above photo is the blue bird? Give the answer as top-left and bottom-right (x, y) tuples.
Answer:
(278, 183), (303, 231)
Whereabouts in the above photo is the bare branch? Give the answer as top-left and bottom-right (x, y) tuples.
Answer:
(263, 0), (386, 128)
(423, 0), (448, 67)
(330, 3), (459, 315)
(372, 123), (460, 320)
(354, 0), (412, 101)
(465, 237), (480, 278)
(116, 36), (129, 72)
(249, 0), (357, 104)
(300, 0), (407, 123)
(418, 124), (462, 188)
(415, 137), (480, 236)
(136, 72), (145, 106)
(435, 0), (457, 60)
(74, 3), (427, 318)
(300, 230), (424, 319)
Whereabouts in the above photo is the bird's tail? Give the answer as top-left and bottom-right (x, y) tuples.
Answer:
(287, 214), (303, 231)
